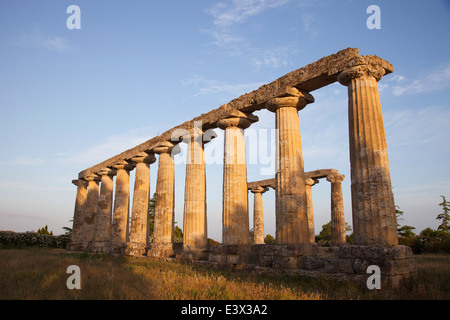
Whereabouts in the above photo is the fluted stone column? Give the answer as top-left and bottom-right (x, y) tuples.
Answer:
(305, 178), (319, 244)
(82, 174), (100, 249)
(91, 168), (116, 253)
(182, 126), (215, 253)
(266, 87), (314, 244)
(151, 141), (180, 257)
(338, 62), (398, 246)
(250, 186), (268, 244)
(327, 174), (346, 245)
(126, 152), (156, 256)
(110, 160), (135, 254)
(217, 110), (258, 245)
(69, 178), (88, 250)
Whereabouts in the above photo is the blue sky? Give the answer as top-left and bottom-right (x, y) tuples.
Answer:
(0, 0), (449, 240)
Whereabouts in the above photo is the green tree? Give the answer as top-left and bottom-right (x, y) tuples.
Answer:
(264, 234), (275, 244)
(148, 192), (156, 240)
(37, 225), (52, 235)
(437, 195), (450, 233)
(396, 205), (416, 237)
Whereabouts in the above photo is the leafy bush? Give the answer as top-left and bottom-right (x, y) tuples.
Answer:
(0, 231), (71, 249)
(399, 228), (450, 254)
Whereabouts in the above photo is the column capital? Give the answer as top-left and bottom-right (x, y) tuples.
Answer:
(152, 141), (181, 156)
(217, 109), (258, 130)
(337, 62), (386, 86)
(251, 186), (269, 194)
(131, 152), (156, 165)
(180, 126), (217, 145)
(305, 178), (319, 187)
(326, 173), (345, 183)
(96, 167), (117, 177)
(266, 87), (314, 112)
(111, 160), (135, 171)
(84, 174), (101, 182)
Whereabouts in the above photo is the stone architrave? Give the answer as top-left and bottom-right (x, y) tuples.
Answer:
(217, 110), (258, 245)
(91, 168), (116, 252)
(69, 179), (88, 250)
(151, 141), (180, 256)
(266, 87), (314, 245)
(110, 160), (135, 254)
(338, 60), (398, 246)
(327, 173), (346, 245)
(305, 178), (319, 244)
(182, 126), (215, 252)
(82, 174), (100, 249)
(126, 152), (156, 256)
(250, 186), (269, 244)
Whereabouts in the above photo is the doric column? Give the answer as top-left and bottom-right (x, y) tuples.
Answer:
(151, 141), (180, 256)
(82, 174), (100, 249)
(266, 87), (314, 244)
(110, 160), (135, 254)
(305, 178), (319, 243)
(69, 178), (88, 250)
(250, 186), (268, 244)
(126, 152), (156, 256)
(181, 126), (215, 252)
(217, 110), (258, 245)
(338, 62), (397, 246)
(327, 174), (346, 245)
(92, 168), (116, 252)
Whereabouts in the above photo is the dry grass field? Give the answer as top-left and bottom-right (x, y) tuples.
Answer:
(0, 248), (448, 300)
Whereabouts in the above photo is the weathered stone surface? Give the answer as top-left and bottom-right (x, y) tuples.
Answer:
(125, 152), (156, 256)
(250, 186), (268, 244)
(152, 142), (179, 256)
(78, 48), (393, 180)
(219, 112), (257, 245)
(182, 126), (209, 252)
(69, 179), (88, 250)
(267, 90), (313, 244)
(339, 64), (397, 246)
(110, 160), (134, 254)
(327, 173), (346, 245)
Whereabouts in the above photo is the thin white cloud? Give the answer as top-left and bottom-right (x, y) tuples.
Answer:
(55, 126), (162, 167)
(206, 0), (291, 28)
(180, 74), (264, 97)
(0, 156), (45, 166)
(390, 62), (450, 96)
(203, 0), (298, 68)
(15, 25), (70, 53)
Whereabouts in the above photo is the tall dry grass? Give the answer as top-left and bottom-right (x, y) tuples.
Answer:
(0, 248), (448, 300)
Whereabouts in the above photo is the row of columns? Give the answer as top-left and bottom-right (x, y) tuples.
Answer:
(249, 171), (346, 245)
(71, 60), (398, 254)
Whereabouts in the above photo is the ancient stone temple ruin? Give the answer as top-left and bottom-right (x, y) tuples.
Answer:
(68, 48), (417, 287)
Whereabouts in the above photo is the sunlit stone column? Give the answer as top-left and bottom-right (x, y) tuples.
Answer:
(82, 174), (100, 249)
(126, 152), (156, 256)
(91, 168), (116, 253)
(110, 160), (135, 254)
(266, 87), (314, 244)
(182, 126), (215, 253)
(151, 141), (180, 257)
(69, 178), (88, 250)
(305, 178), (319, 244)
(250, 186), (268, 244)
(338, 62), (397, 246)
(327, 174), (346, 245)
(217, 110), (258, 245)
